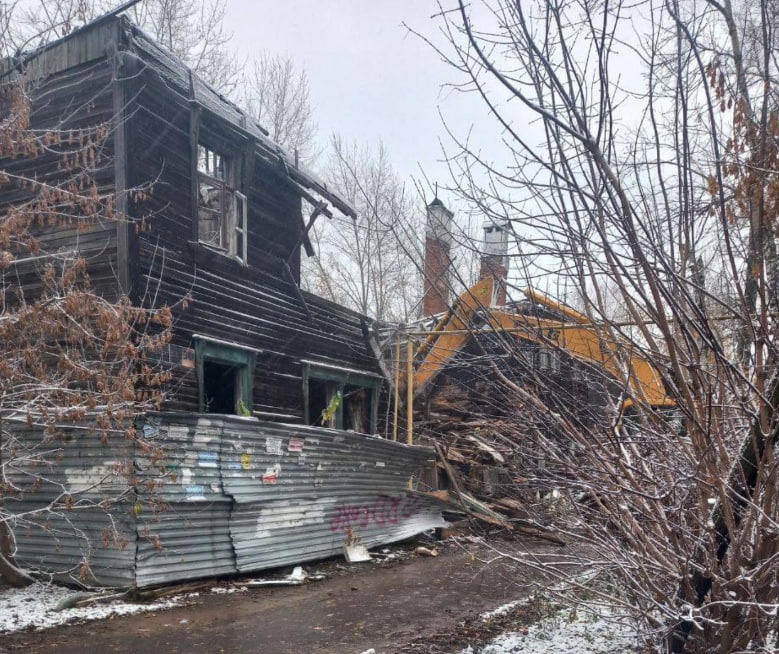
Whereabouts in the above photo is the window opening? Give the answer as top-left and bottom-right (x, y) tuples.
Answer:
(308, 379), (331, 427)
(302, 362), (380, 433)
(195, 338), (255, 415)
(343, 384), (369, 432)
(202, 360), (241, 414)
(197, 144), (247, 263)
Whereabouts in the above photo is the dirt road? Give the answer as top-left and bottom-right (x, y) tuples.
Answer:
(2, 536), (566, 653)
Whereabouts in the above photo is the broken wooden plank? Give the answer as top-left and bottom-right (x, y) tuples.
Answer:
(465, 433), (506, 464)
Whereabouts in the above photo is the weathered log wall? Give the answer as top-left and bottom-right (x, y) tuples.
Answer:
(120, 27), (381, 419)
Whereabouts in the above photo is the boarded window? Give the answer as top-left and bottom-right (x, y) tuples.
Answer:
(535, 348), (559, 373)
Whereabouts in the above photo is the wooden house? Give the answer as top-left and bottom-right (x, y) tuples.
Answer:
(0, 14), (451, 588)
(400, 200), (673, 508)
(1, 13), (384, 433)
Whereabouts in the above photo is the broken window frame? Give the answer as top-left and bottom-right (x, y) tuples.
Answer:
(196, 143), (248, 265)
(535, 348), (560, 373)
(301, 361), (380, 433)
(194, 336), (256, 415)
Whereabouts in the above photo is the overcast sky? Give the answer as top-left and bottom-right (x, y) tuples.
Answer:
(222, 1), (483, 209)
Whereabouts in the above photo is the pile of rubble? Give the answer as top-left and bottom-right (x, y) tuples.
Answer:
(417, 412), (567, 545)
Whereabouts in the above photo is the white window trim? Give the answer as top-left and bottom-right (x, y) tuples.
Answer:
(197, 144), (248, 265)
(233, 190), (248, 264)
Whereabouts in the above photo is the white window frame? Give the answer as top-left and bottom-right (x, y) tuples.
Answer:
(233, 190), (248, 264)
(197, 144), (248, 265)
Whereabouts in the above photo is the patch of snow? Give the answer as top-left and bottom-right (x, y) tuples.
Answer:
(0, 583), (193, 634)
(480, 599), (525, 620)
(210, 586), (246, 595)
(463, 607), (644, 654)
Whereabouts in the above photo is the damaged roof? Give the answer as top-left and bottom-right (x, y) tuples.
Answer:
(2, 12), (356, 220)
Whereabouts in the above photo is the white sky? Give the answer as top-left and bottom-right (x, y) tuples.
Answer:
(222, 1), (484, 207)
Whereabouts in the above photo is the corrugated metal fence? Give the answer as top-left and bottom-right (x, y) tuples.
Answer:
(5, 413), (445, 587)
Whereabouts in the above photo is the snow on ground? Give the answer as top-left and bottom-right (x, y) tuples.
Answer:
(2, 576), (645, 653)
(463, 604), (645, 654)
(0, 582), (243, 634)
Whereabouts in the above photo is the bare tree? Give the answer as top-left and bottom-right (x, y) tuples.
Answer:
(302, 135), (422, 323)
(419, 0), (779, 651)
(0, 59), (173, 586)
(242, 52), (318, 165)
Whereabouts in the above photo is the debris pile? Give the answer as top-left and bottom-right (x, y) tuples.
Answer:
(417, 405), (567, 546)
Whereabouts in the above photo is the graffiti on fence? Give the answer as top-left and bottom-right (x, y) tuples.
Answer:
(330, 495), (421, 533)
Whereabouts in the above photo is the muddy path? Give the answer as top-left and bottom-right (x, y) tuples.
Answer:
(1, 536), (568, 654)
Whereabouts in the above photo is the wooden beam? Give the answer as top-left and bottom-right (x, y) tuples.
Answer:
(282, 261), (313, 322)
(188, 71), (201, 244)
(112, 50), (130, 295)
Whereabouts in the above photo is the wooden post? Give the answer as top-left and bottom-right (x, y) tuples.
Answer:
(406, 335), (414, 445)
(393, 330), (400, 441)
(112, 56), (130, 295)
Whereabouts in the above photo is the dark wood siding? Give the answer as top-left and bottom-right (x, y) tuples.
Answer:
(0, 58), (120, 301)
(125, 65), (380, 419)
(125, 73), (192, 253)
(126, 74), (304, 270)
(3, 17), (380, 425)
(136, 240), (380, 419)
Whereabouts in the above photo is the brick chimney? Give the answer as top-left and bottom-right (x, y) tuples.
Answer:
(422, 198), (453, 315)
(479, 220), (509, 306)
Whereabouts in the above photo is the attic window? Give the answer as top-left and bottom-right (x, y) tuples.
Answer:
(197, 144), (247, 264)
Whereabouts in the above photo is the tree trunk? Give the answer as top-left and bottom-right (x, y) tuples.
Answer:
(0, 523), (29, 588)
(0, 417), (31, 587)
